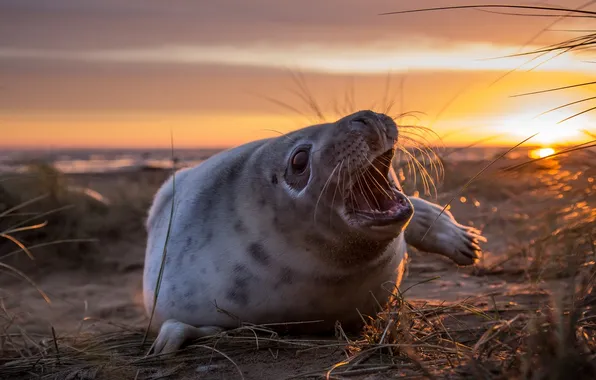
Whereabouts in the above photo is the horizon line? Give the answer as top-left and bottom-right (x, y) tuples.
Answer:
(0, 143), (569, 151)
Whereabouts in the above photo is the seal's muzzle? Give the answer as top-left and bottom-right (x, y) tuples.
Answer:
(338, 110), (413, 232)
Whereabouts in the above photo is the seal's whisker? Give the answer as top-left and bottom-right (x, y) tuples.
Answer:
(398, 136), (443, 175)
(251, 91), (314, 123)
(411, 145), (444, 191)
(329, 159), (345, 227)
(364, 169), (393, 200)
(356, 155), (388, 211)
(375, 154), (398, 171)
(404, 150), (430, 195)
(381, 73), (401, 116)
(355, 172), (377, 212)
(288, 71), (326, 122)
(354, 157), (377, 212)
(363, 170), (393, 203)
(363, 156), (393, 199)
(395, 142), (438, 196)
(407, 145), (442, 179)
(314, 161), (342, 226)
(346, 160), (359, 215)
(402, 128), (445, 180)
(397, 124), (445, 186)
(392, 111), (426, 122)
(399, 123), (441, 141)
(367, 156), (393, 187)
(259, 129), (299, 144)
(399, 129), (438, 146)
(396, 145), (418, 189)
(362, 170), (382, 211)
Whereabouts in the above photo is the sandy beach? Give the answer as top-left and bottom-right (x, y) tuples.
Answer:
(1, 147), (594, 379)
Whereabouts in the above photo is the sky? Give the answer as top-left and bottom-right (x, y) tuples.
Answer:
(0, 0), (595, 149)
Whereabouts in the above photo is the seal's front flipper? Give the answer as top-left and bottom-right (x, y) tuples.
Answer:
(149, 319), (224, 357)
(404, 196), (486, 266)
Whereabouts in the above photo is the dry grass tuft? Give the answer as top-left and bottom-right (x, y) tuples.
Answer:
(0, 320), (344, 380)
(320, 243), (596, 380)
(0, 162), (165, 269)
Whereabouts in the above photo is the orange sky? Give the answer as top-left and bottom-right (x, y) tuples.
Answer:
(1, 0), (595, 149)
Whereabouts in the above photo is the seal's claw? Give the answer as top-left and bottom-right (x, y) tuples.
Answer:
(149, 319), (223, 358)
(463, 226), (487, 243)
(453, 224), (485, 263)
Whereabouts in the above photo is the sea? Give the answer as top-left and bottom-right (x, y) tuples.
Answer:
(0, 146), (561, 175)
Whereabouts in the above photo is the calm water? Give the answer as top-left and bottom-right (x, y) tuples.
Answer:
(0, 146), (538, 174)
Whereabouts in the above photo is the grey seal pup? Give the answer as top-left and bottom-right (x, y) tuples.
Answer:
(143, 110), (485, 355)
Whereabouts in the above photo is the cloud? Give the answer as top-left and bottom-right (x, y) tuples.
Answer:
(1, 40), (593, 75)
(1, 0), (589, 50)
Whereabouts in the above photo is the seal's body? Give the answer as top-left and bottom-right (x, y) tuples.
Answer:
(143, 111), (484, 355)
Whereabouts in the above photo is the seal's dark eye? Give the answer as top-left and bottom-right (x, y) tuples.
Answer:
(291, 150), (309, 173)
(285, 145), (311, 191)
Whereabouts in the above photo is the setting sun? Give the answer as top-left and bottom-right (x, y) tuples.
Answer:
(529, 147), (556, 159)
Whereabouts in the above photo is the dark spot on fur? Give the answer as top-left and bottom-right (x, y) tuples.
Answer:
(228, 160), (244, 178)
(227, 289), (249, 307)
(177, 237), (194, 267)
(234, 220), (246, 234)
(184, 303), (199, 312)
(200, 268), (207, 274)
(226, 264), (253, 306)
(169, 300), (176, 308)
(184, 236), (193, 250)
(201, 198), (214, 219)
(274, 266), (295, 289)
(271, 174), (278, 185)
(258, 197), (266, 206)
(248, 242), (270, 265)
(279, 267), (294, 284)
(195, 231), (213, 252)
(183, 281), (193, 299)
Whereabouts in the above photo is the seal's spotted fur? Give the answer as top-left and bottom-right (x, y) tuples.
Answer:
(143, 110), (484, 356)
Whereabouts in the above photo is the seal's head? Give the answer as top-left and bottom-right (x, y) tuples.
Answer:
(256, 110), (413, 255)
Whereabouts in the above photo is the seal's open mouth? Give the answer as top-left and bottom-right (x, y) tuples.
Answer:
(345, 149), (411, 226)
